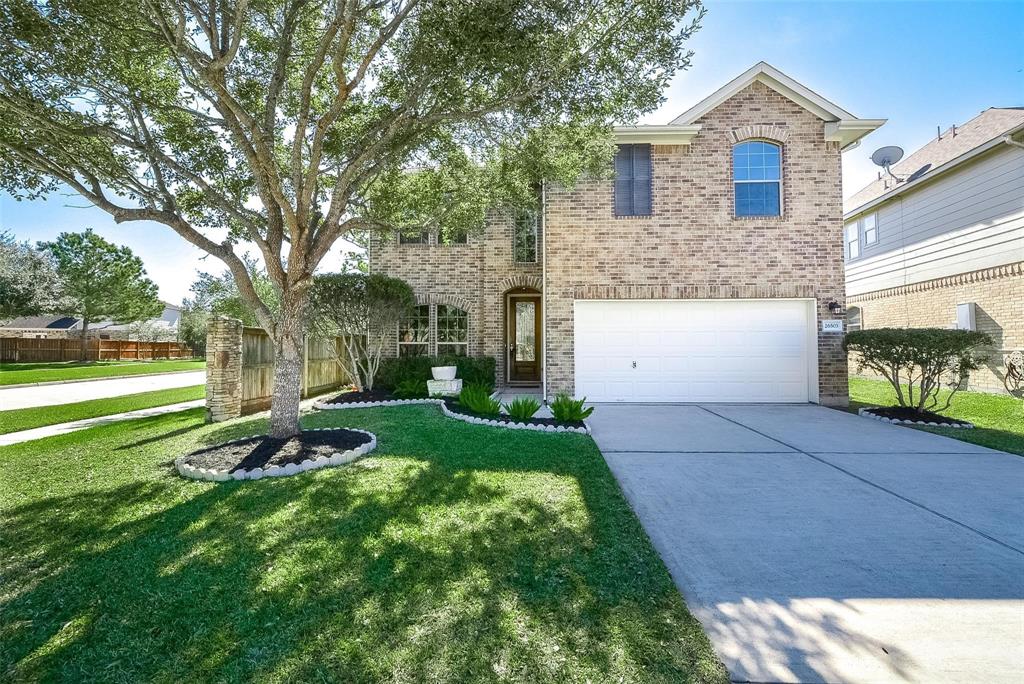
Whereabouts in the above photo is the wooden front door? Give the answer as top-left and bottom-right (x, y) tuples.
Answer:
(508, 295), (541, 383)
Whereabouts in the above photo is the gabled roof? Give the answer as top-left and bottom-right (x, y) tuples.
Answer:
(1, 315), (79, 330)
(616, 61), (885, 150)
(845, 108), (1024, 216)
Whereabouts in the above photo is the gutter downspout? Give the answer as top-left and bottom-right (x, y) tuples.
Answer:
(1004, 135), (1024, 150)
(541, 181), (548, 404)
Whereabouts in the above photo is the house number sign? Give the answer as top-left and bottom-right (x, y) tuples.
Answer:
(821, 320), (844, 333)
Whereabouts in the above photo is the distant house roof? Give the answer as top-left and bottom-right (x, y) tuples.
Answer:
(1, 315), (80, 330)
(845, 107), (1024, 217)
(615, 61), (885, 149)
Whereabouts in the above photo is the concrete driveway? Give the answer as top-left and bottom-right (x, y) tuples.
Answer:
(589, 403), (1024, 684)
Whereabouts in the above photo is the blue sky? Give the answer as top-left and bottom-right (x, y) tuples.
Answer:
(2, 0), (1021, 303)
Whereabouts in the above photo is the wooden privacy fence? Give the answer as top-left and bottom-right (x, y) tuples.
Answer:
(0, 337), (194, 362)
(206, 317), (355, 421)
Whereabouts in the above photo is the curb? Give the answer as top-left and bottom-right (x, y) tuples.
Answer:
(174, 427), (377, 482)
(857, 407), (974, 429)
(313, 397), (592, 435)
(1, 367), (205, 389)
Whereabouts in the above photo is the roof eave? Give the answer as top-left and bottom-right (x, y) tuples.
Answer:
(844, 122), (1024, 219)
(826, 119), (888, 151)
(613, 125), (702, 144)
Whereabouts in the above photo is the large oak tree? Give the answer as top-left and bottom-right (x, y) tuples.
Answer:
(0, 0), (702, 437)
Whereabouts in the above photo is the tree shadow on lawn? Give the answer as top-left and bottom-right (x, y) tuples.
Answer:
(1, 405), (725, 683)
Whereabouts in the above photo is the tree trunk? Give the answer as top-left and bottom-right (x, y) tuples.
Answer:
(268, 298), (307, 439)
(80, 318), (90, 361)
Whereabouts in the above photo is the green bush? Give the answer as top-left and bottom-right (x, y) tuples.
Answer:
(843, 327), (992, 413)
(393, 378), (428, 399)
(458, 383), (501, 416)
(550, 393), (594, 422)
(377, 355), (496, 391)
(504, 397), (541, 421)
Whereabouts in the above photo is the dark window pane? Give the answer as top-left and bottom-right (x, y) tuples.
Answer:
(614, 144), (652, 216)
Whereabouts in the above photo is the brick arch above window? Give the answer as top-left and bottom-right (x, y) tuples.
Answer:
(729, 124), (790, 145)
(497, 274), (542, 293)
(413, 292), (474, 313)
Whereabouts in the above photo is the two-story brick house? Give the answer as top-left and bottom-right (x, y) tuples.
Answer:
(370, 62), (884, 406)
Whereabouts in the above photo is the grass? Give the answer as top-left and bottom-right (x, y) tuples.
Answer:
(0, 405), (726, 683)
(849, 376), (1024, 455)
(0, 359), (205, 386)
(0, 385), (205, 435)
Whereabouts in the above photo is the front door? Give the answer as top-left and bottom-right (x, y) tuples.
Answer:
(508, 295), (541, 383)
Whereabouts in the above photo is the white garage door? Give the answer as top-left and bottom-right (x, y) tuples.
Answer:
(574, 300), (812, 403)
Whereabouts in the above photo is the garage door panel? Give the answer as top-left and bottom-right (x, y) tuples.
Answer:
(574, 300), (811, 403)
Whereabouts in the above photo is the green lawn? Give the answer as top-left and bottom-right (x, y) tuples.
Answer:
(0, 385), (205, 435)
(0, 405), (725, 683)
(849, 377), (1024, 456)
(0, 359), (205, 386)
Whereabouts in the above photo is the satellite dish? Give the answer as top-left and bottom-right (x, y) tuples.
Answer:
(871, 145), (905, 167)
(906, 163), (931, 183)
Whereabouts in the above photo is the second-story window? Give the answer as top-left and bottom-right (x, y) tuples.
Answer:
(734, 140), (781, 217)
(844, 223), (860, 260)
(398, 229), (429, 245)
(614, 144), (652, 217)
(514, 209), (538, 262)
(862, 213), (878, 245)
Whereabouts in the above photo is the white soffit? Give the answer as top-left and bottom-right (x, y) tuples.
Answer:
(613, 125), (701, 144)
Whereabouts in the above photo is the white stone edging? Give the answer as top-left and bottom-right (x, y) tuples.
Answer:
(314, 396), (592, 434)
(175, 427), (378, 482)
(857, 407), (974, 429)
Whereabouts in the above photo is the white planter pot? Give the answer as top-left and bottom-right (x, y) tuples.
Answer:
(431, 365), (457, 381)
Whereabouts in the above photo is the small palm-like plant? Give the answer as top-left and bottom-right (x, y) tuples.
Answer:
(550, 394), (594, 422)
(504, 397), (541, 421)
(459, 383), (501, 416)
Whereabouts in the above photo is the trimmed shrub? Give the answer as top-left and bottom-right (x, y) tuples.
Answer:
(504, 397), (541, 421)
(843, 327), (991, 413)
(377, 355), (496, 391)
(550, 393), (594, 422)
(459, 383), (501, 416)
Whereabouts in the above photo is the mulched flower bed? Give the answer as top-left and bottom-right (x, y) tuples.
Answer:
(441, 398), (587, 430)
(859, 406), (973, 428)
(325, 389), (397, 404)
(182, 429), (373, 473)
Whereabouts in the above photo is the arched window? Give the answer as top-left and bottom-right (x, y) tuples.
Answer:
(847, 306), (862, 332)
(398, 305), (430, 356)
(436, 305), (468, 356)
(733, 140), (781, 217)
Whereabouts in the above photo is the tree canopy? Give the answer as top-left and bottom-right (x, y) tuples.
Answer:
(0, 229), (65, 323)
(40, 229), (163, 355)
(0, 0), (703, 435)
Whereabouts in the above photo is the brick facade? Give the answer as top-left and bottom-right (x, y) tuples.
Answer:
(848, 262), (1023, 394)
(369, 213), (542, 386)
(371, 80), (850, 405)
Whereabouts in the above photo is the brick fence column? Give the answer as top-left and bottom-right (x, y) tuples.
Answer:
(206, 317), (243, 422)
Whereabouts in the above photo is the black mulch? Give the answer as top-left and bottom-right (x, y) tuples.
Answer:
(442, 398), (587, 429)
(182, 430), (372, 472)
(865, 406), (970, 426)
(324, 389), (397, 404)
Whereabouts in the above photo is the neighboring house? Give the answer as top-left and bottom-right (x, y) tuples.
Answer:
(843, 108), (1024, 394)
(0, 315), (80, 339)
(370, 62), (884, 405)
(0, 303), (182, 341)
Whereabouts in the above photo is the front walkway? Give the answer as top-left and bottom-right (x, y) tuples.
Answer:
(589, 403), (1024, 683)
(0, 370), (206, 410)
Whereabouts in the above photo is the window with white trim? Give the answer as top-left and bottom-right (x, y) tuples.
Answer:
(436, 305), (468, 356)
(514, 209), (538, 262)
(847, 306), (862, 332)
(862, 213), (878, 245)
(733, 140), (781, 217)
(398, 305), (430, 356)
(844, 223), (860, 260)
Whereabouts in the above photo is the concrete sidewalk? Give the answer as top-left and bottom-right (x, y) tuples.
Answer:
(0, 370), (205, 410)
(589, 403), (1024, 684)
(0, 400), (205, 446)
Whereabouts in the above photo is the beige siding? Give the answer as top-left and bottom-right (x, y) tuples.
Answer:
(846, 144), (1024, 296)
